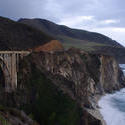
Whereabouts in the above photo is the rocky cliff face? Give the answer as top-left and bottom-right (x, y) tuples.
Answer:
(0, 48), (124, 125)
(31, 49), (125, 105)
(100, 55), (121, 92)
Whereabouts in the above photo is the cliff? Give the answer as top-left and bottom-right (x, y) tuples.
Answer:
(0, 48), (124, 125)
(31, 48), (125, 105)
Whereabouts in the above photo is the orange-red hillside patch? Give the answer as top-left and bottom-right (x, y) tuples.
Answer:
(34, 40), (64, 52)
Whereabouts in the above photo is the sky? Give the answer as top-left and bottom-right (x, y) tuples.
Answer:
(0, 0), (125, 46)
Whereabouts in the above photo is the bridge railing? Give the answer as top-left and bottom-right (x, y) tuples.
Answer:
(0, 51), (31, 54)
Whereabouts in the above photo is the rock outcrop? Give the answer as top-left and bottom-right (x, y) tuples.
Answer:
(0, 106), (38, 125)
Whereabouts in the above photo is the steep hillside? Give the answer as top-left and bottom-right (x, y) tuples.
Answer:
(18, 18), (122, 47)
(18, 18), (125, 63)
(0, 17), (54, 50)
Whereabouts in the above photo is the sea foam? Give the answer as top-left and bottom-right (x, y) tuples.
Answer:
(98, 89), (125, 125)
(98, 64), (125, 125)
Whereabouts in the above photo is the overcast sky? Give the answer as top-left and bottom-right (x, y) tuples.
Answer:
(0, 0), (125, 46)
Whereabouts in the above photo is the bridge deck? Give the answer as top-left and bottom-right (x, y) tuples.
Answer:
(0, 51), (31, 54)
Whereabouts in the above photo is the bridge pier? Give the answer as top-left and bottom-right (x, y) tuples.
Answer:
(0, 51), (30, 92)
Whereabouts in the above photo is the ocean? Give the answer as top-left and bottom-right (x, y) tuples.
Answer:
(98, 64), (125, 125)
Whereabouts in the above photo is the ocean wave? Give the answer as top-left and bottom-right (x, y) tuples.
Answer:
(98, 88), (125, 125)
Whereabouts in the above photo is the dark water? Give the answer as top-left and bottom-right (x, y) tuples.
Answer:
(98, 64), (125, 125)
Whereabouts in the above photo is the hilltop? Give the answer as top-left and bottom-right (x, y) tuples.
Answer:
(0, 17), (55, 50)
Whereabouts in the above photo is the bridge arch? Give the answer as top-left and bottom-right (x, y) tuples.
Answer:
(0, 57), (11, 92)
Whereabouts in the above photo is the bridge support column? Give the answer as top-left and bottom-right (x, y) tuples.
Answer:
(0, 51), (30, 92)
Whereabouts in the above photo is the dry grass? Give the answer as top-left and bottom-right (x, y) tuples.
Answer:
(33, 40), (64, 52)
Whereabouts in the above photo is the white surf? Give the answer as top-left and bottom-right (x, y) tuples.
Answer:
(98, 64), (125, 125)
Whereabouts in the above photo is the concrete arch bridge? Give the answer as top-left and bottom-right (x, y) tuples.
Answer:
(0, 51), (30, 92)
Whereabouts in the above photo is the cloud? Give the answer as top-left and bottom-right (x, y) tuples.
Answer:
(58, 16), (120, 29)
(0, 0), (125, 27)
(0, 0), (54, 20)
(59, 16), (94, 27)
(113, 28), (125, 32)
(102, 20), (120, 24)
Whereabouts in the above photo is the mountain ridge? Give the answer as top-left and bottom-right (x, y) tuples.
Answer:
(18, 18), (125, 63)
(18, 18), (123, 47)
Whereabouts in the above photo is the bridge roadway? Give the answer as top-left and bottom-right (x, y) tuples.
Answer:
(0, 51), (30, 54)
